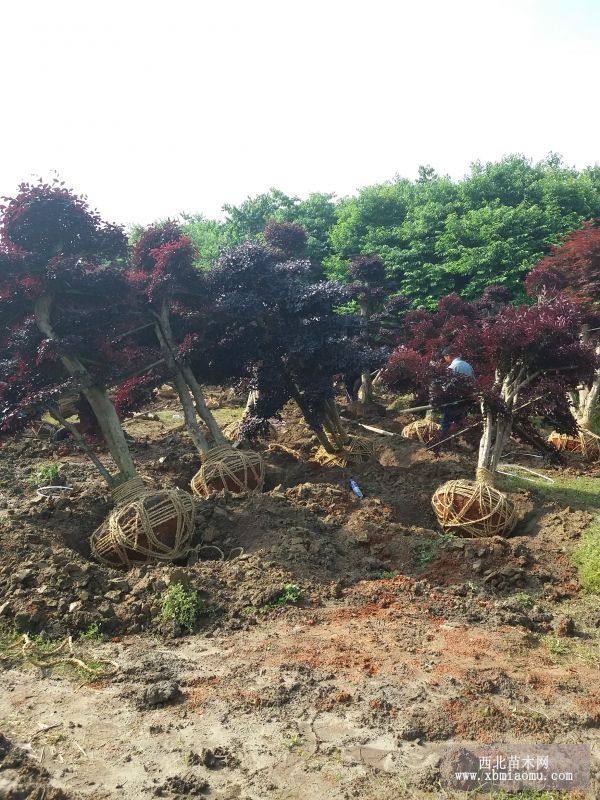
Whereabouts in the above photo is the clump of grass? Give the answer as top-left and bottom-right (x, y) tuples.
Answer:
(0, 626), (112, 681)
(261, 584), (303, 612)
(513, 591), (535, 609)
(541, 634), (571, 658)
(79, 622), (102, 641)
(572, 517), (600, 593)
(160, 583), (204, 632)
(28, 461), (60, 486)
(412, 533), (454, 569)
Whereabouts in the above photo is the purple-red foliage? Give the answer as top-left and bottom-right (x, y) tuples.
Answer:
(399, 293), (483, 365)
(481, 297), (596, 384)
(525, 220), (600, 328)
(129, 223), (201, 306)
(379, 347), (432, 403)
(0, 183), (147, 439)
(349, 254), (386, 286)
(347, 254), (387, 316)
(264, 221), (307, 258)
(111, 373), (159, 417)
(131, 220), (182, 271)
(193, 240), (373, 438)
(381, 292), (597, 447)
(1, 181), (126, 263)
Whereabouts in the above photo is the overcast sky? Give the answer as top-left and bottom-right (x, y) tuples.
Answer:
(1, 0), (598, 226)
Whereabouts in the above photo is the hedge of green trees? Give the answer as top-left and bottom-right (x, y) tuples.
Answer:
(178, 154), (600, 307)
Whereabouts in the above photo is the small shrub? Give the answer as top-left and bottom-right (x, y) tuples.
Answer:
(261, 584), (303, 612)
(572, 519), (600, 593)
(28, 462), (60, 486)
(542, 634), (571, 658)
(79, 622), (102, 641)
(413, 533), (454, 568)
(160, 583), (204, 632)
(513, 591), (535, 609)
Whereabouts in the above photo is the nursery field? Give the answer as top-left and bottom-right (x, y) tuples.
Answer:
(1, 388), (598, 800)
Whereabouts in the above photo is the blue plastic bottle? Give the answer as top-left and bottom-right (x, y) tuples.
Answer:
(349, 479), (363, 499)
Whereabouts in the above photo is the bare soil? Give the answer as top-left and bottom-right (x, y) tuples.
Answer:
(0, 392), (598, 798)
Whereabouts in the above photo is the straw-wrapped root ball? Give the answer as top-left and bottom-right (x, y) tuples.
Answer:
(191, 446), (265, 498)
(431, 477), (517, 538)
(314, 436), (376, 468)
(401, 418), (441, 445)
(548, 430), (600, 462)
(91, 488), (196, 568)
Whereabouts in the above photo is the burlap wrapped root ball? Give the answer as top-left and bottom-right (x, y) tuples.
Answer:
(401, 418), (441, 445)
(91, 479), (196, 568)
(431, 471), (517, 538)
(548, 429), (600, 462)
(191, 445), (265, 498)
(315, 436), (376, 468)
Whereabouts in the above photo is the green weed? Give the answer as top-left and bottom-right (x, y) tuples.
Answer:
(378, 570), (398, 579)
(79, 622), (102, 641)
(541, 634), (571, 658)
(412, 533), (454, 569)
(513, 591), (535, 609)
(28, 462), (60, 486)
(260, 584), (303, 613)
(0, 626), (111, 681)
(572, 517), (600, 593)
(160, 583), (204, 632)
(283, 732), (304, 751)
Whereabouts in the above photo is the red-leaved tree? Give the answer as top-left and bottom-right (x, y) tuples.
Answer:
(0, 182), (154, 488)
(128, 221), (227, 454)
(526, 220), (600, 430)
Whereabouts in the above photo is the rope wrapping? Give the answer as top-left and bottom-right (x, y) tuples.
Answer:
(431, 477), (517, 538)
(191, 446), (265, 498)
(401, 418), (441, 445)
(314, 436), (375, 468)
(111, 477), (148, 506)
(548, 429), (600, 462)
(475, 466), (495, 486)
(91, 488), (196, 568)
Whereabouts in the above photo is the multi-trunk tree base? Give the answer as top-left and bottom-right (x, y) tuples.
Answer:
(190, 446), (265, 498)
(314, 436), (375, 468)
(90, 478), (196, 568)
(401, 418), (441, 445)
(431, 469), (517, 538)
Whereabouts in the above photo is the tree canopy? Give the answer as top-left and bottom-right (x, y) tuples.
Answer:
(179, 154), (600, 307)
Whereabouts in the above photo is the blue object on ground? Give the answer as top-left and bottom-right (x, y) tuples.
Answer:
(349, 479), (363, 499)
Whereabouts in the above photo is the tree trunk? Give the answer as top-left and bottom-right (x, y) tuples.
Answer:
(357, 300), (373, 404)
(155, 304), (227, 447)
(182, 365), (228, 446)
(245, 390), (259, 415)
(574, 328), (600, 430)
(477, 410), (513, 481)
(576, 372), (600, 430)
(153, 313), (210, 454)
(325, 398), (351, 444)
(34, 295), (137, 487)
(281, 370), (337, 453)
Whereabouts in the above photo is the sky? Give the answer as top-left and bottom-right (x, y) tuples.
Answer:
(1, 0), (599, 227)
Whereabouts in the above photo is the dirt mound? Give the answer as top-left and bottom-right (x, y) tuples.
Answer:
(0, 397), (594, 643)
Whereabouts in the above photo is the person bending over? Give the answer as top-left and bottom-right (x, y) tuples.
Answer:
(436, 346), (475, 442)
